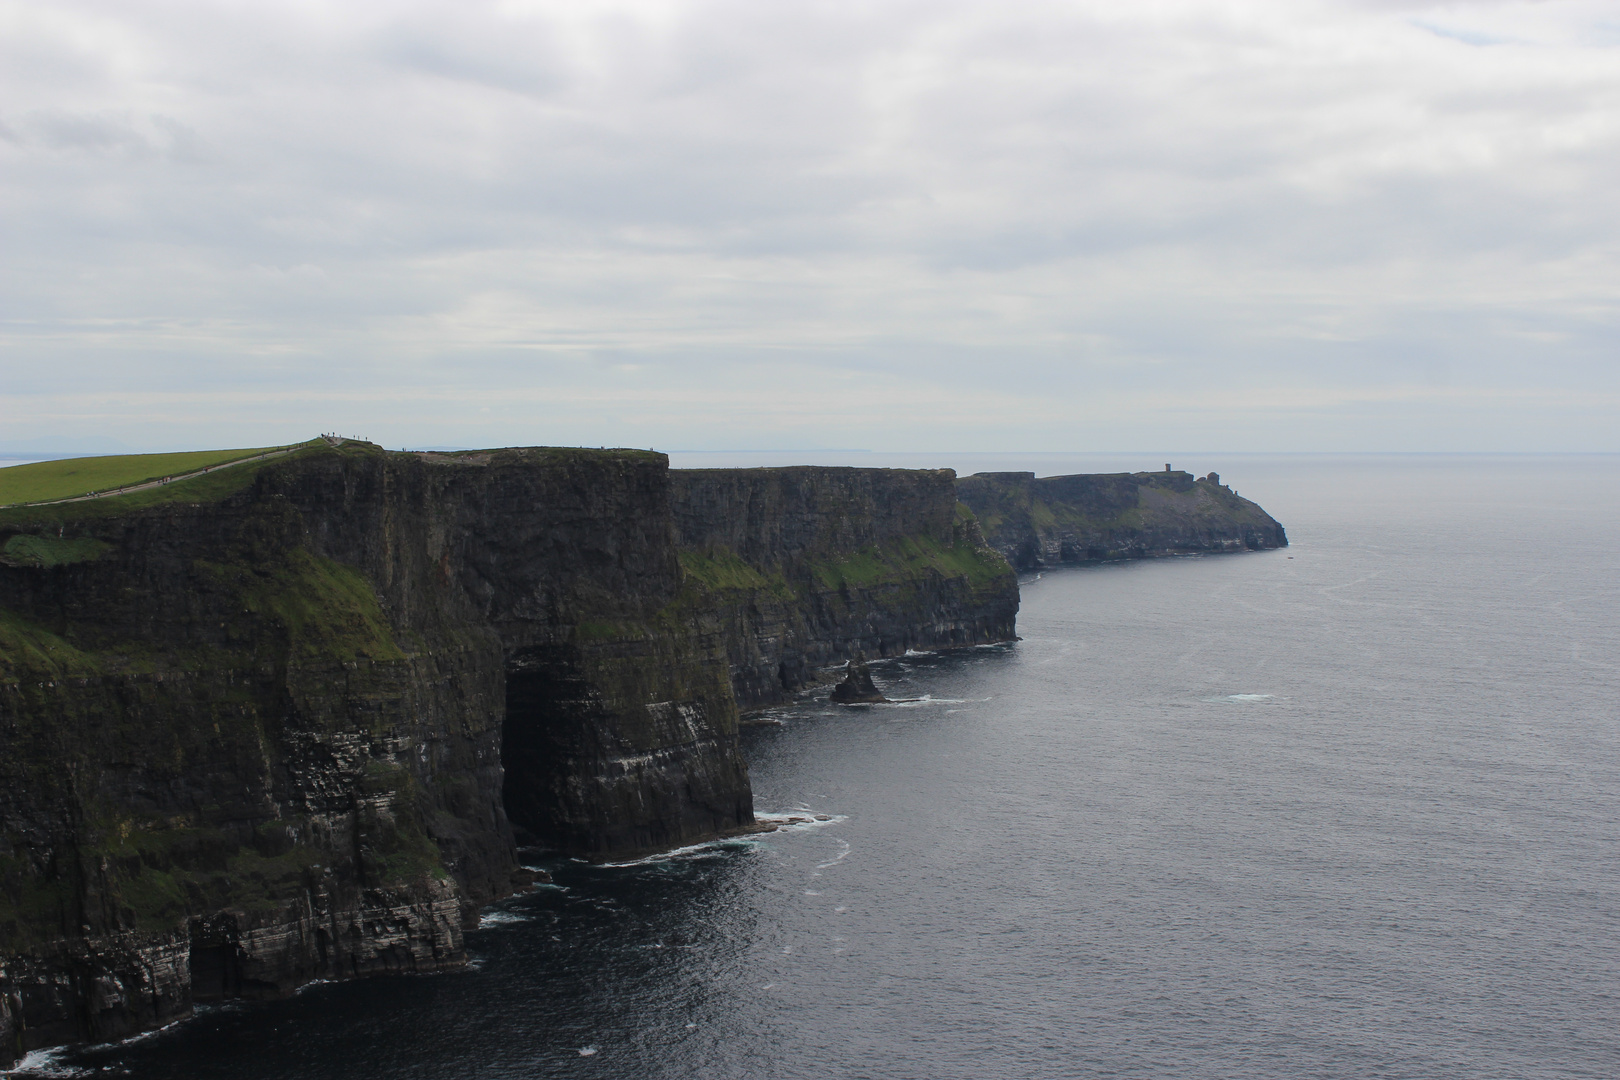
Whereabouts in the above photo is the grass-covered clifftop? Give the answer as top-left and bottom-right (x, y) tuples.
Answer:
(957, 469), (1287, 570)
(0, 444), (299, 507)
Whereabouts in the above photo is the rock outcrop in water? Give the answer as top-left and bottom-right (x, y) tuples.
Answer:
(956, 469), (1286, 571)
(829, 654), (888, 705)
(0, 441), (1017, 1064)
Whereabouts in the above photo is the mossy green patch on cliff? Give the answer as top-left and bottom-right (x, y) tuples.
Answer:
(1048, 502), (1145, 533)
(111, 863), (191, 932)
(83, 797), (446, 933)
(0, 534), (112, 568)
(197, 549), (406, 664)
(0, 853), (76, 948)
(0, 606), (102, 681)
(678, 548), (797, 599)
(358, 762), (452, 886)
(101, 824), (329, 931)
(808, 534), (1012, 594)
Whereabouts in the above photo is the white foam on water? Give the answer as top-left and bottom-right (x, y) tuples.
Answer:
(596, 835), (761, 868)
(11, 1008), (203, 1075)
(816, 839), (853, 870)
(577, 1045), (598, 1056)
(873, 695), (967, 709)
(478, 908), (534, 927)
(903, 648), (936, 657)
(1207, 693), (1275, 703)
(756, 810), (846, 831)
(10, 1047), (91, 1078)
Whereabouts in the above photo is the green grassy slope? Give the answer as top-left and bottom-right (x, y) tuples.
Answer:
(0, 446), (288, 506)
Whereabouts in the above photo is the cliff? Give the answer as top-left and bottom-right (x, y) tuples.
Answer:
(956, 469), (1286, 571)
(670, 467), (1018, 713)
(0, 443), (1018, 1064)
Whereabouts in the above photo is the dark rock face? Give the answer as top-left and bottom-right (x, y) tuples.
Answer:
(0, 443), (748, 1063)
(0, 445), (1020, 1064)
(829, 655), (887, 704)
(956, 470), (1287, 571)
(669, 467), (1019, 713)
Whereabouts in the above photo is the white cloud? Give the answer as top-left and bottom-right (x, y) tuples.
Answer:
(0, 0), (1616, 451)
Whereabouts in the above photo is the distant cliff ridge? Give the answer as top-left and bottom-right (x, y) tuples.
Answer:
(957, 469), (1286, 570)
(0, 441), (1018, 1064)
(0, 446), (1288, 1063)
(672, 467), (1017, 713)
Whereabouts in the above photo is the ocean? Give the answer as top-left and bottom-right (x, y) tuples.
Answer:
(28, 454), (1620, 1079)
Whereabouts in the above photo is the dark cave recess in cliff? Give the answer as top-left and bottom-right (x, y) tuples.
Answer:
(498, 646), (755, 861)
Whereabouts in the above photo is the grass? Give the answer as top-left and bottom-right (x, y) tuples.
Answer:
(0, 606), (99, 682)
(0, 442), (338, 530)
(0, 534), (111, 568)
(0, 445), (290, 506)
(678, 548), (797, 598)
(195, 548), (408, 665)
(808, 533), (1014, 593)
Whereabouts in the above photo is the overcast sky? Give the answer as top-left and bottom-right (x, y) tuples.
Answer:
(2, 0), (1616, 455)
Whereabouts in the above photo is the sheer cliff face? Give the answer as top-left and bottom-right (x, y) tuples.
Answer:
(956, 470), (1287, 571)
(670, 467), (1020, 713)
(0, 443), (751, 1061)
(0, 446), (1024, 1063)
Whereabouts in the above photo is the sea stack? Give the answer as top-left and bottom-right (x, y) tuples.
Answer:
(830, 653), (888, 704)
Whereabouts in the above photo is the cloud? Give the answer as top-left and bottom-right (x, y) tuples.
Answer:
(0, 0), (1616, 451)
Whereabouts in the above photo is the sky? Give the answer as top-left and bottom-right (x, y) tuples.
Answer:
(1, 0), (1617, 456)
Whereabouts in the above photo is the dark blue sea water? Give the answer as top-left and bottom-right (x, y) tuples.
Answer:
(28, 455), (1620, 1079)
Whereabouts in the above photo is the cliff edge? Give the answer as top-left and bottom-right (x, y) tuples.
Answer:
(0, 442), (1020, 1064)
(956, 469), (1287, 571)
(671, 467), (1019, 713)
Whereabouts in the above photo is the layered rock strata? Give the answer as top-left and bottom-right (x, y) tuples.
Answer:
(670, 467), (1019, 713)
(0, 443), (743, 1063)
(956, 469), (1287, 571)
(0, 443), (1020, 1064)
